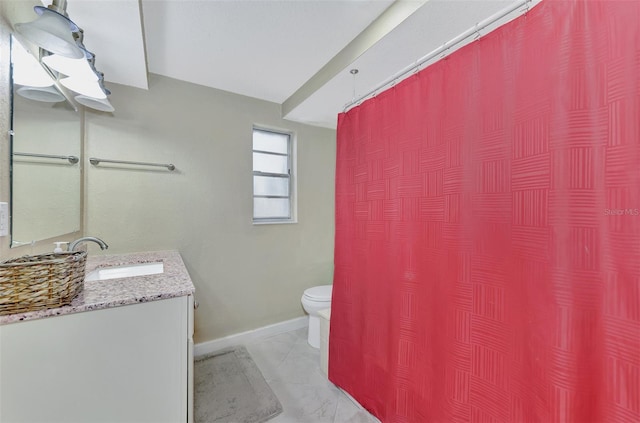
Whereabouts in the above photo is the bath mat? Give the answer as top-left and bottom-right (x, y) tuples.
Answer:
(195, 346), (283, 423)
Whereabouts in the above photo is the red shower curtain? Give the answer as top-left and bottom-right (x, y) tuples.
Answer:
(329, 1), (639, 422)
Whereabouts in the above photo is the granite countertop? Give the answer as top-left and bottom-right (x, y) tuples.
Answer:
(0, 250), (195, 325)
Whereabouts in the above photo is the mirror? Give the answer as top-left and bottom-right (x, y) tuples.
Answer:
(10, 35), (81, 247)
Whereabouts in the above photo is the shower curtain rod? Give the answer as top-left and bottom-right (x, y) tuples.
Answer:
(344, 0), (532, 111)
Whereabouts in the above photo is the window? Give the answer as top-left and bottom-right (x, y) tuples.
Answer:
(252, 128), (293, 222)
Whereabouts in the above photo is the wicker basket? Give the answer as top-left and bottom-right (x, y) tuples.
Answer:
(0, 251), (87, 316)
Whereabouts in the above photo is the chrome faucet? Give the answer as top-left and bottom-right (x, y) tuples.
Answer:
(68, 236), (109, 252)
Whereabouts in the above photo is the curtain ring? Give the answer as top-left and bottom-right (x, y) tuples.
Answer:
(473, 23), (481, 41)
(439, 42), (448, 59)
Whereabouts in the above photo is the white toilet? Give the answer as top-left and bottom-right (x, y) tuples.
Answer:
(301, 285), (333, 348)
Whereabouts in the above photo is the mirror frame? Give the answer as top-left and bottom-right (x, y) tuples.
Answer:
(5, 29), (84, 255)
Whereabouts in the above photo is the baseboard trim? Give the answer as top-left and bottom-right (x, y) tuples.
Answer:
(194, 316), (308, 357)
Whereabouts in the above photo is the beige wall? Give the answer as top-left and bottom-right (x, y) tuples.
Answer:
(84, 74), (336, 343)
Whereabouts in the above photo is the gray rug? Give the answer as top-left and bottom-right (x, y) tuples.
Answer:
(195, 346), (283, 423)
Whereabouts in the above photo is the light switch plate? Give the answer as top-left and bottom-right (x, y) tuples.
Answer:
(0, 202), (8, 236)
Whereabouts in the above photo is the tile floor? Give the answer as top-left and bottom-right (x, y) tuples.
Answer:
(246, 327), (380, 423)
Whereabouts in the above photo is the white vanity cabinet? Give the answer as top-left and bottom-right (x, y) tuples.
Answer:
(0, 294), (194, 423)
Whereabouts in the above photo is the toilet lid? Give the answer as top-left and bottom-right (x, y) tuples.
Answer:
(303, 285), (332, 301)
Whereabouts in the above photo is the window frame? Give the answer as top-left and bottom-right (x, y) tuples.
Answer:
(252, 127), (295, 224)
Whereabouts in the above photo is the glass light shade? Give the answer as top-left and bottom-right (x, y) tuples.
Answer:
(12, 37), (56, 87)
(60, 76), (107, 99)
(17, 85), (65, 103)
(75, 95), (115, 112)
(15, 6), (83, 59)
(42, 53), (99, 80)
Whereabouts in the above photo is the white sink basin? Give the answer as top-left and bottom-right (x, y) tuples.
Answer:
(85, 262), (164, 282)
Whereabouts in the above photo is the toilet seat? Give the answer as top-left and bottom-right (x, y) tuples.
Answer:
(303, 285), (332, 302)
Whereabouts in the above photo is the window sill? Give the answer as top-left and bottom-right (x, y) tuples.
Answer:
(252, 219), (298, 226)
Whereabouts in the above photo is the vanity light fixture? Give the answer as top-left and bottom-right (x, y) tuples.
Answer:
(16, 85), (65, 103)
(11, 36), (56, 88)
(74, 95), (115, 112)
(15, 5), (83, 59)
(11, 34), (63, 103)
(41, 45), (98, 80)
(14, 0), (115, 112)
(60, 72), (109, 99)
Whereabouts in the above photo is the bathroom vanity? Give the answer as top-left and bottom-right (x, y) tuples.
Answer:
(0, 251), (195, 423)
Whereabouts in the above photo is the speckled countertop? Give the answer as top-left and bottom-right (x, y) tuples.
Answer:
(0, 250), (195, 325)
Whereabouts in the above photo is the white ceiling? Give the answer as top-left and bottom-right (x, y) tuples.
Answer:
(11, 0), (531, 129)
(142, 0), (395, 104)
